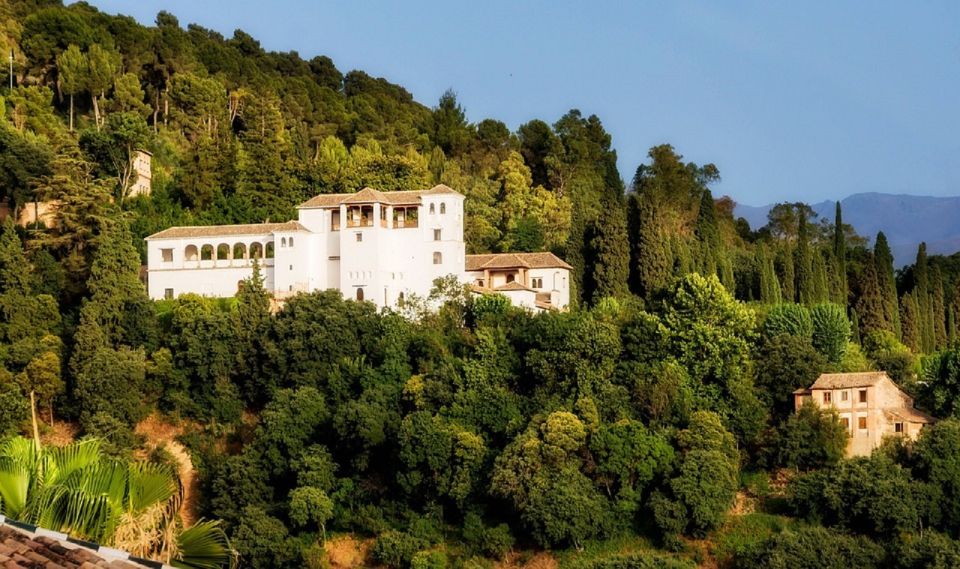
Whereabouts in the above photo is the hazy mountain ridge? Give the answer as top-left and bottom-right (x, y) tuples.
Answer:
(735, 192), (960, 266)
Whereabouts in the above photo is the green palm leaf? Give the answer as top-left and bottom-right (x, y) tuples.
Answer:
(172, 520), (233, 569)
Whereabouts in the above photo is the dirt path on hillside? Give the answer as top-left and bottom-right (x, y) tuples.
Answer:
(136, 414), (198, 527)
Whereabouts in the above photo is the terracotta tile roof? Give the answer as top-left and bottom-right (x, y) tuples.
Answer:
(0, 519), (161, 568)
(465, 252), (573, 271)
(298, 184), (462, 208)
(146, 221), (307, 240)
(884, 408), (936, 424)
(493, 281), (536, 292)
(809, 372), (891, 390)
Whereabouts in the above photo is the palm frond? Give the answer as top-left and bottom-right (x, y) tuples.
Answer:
(172, 520), (233, 569)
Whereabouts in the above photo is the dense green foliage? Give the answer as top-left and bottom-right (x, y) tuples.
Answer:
(1, 2), (960, 567)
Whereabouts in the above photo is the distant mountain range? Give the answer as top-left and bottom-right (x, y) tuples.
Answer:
(734, 193), (960, 267)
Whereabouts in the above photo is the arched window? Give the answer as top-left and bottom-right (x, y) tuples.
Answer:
(200, 244), (214, 261)
(289, 237), (294, 247)
(281, 237), (287, 247)
(217, 243), (230, 260)
(250, 242), (263, 259)
(356, 288), (364, 301)
(440, 202), (446, 214)
(185, 245), (199, 261)
(265, 242), (275, 258)
(429, 203), (436, 214)
(506, 273), (515, 283)
(233, 243), (247, 260)
(432, 251), (442, 265)
(398, 292), (405, 303)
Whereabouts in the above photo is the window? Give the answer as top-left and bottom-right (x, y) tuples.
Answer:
(200, 244), (214, 261)
(265, 242), (275, 259)
(161, 248), (173, 262)
(823, 392), (832, 404)
(289, 237), (294, 247)
(398, 292), (405, 302)
(506, 274), (515, 283)
(164, 288), (174, 300)
(281, 237), (287, 247)
(841, 390), (848, 402)
(532, 277), (543, 288)
(859, 389), (868, 403)
(858, 417), (867, 430)
(356, 233), (363, 242)
(477, 279), (485, 287)
(356, 288), (364, 301)
(289, 265), (293, 270)
(217, 244), (230, 260)
(440, 202), (446, 214)
(331, 210), (341, 231)
(895, 422), (904, 433)
(433, 251), (442, 264)
(185, 245), (198, 261)
(842, 417), (850, 429)
(434, 228), (442, 241)
(429, 203), (436, 214)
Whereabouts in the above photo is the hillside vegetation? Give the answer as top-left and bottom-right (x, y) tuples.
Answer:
(1, 2), (960, 568)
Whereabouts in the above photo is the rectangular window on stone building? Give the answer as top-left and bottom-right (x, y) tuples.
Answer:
(823, 392), (832, 404)
(841, 390), (848, 401)
(842, 417), (850, 429)
(859, 389), (868, 403)
(895, 422), (903, 433)
(858, 417), (867, 430)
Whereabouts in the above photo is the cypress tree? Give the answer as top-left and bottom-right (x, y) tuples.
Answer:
(778, 243), (796, 303)
(932, 266), (948, 349)
(757, 244), (781, 304)
(901, 292), (921, 353)
(856, 258), (886, 335)
(950, 279), (960, 345)
(565, 206), (588, 306)
(695, 189), (721, 278)
(874, 232), (900, 338)
(833, 202), (848, 306)
(630, 194), (671, 299)
(0, 218), (31, 296)
(914, 243), (934, 352)
(796, 210), (814, 304)
(720, 254), (735, 293)
(671, 235), (692, 277)
(589, 195), (630, 302)
(850, 308), (862, 345)
(811, 250), (830, 304)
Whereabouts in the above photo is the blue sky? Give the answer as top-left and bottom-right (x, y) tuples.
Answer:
(85, 1), (960, 206)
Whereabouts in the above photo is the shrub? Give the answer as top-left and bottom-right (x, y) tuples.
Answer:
(762, 303), (813, 340)
(570, 551), (696, 569)
(733, 526), (885, 569)
(371, 531), (428, 568)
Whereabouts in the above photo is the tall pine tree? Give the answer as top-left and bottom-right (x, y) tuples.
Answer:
(856, 258), (886, 335)
(628, 193), (671, 299)
(796, 210), (814, 304)
(832, 202), (847, 306)
(874, 232), (900, 338)
(589, 195), (630, 302)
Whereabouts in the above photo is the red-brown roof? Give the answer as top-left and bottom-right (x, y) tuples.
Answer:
(809, 372), (890, 390)
(493, 281), (536, 292)
(0, 521), (157, 568)
(465, 252), (573, 271)
(146, 221), (307, 240)
(298, 184), (461, 208)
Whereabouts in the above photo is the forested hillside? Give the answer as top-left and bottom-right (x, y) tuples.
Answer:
(3, 1), (960, 568)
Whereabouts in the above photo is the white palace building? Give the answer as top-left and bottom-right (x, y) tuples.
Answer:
(145, 185), (571, 311)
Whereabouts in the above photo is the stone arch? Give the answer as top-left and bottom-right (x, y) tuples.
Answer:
(250, 242), (263, 259)
(200, 244), (214, 261)
(185, 244), (198, 261)
(233, 243), (247, 260)
(265, 241), (275, 258)
(217, 243), (230, 260)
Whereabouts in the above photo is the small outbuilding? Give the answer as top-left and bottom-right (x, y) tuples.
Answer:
(793, 371), (935, 457)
